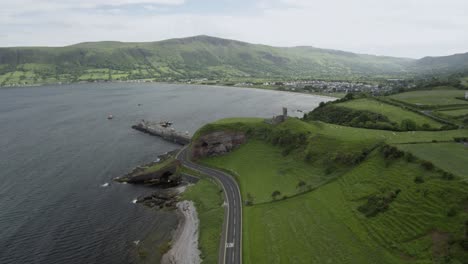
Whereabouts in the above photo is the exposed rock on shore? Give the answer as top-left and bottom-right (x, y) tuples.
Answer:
(114, 150), (182, 186)
(192, 131), (246, 159)
(161, 200), (201, 264)
(135, 188), (181, 209)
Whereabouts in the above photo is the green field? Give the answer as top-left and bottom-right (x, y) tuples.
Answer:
(243, 179), (402, 264)
(389, 90), (468, 106)
(181, 177), (224, 263)
(196, 117), (468, 263)
(461, 77), (468, 87)
(296, 118), (467, 143)
(204, 140), (340, 204)
(337, 98), (442, 128)
(437, 108), (468, 117)
(397, 142), (468, 179)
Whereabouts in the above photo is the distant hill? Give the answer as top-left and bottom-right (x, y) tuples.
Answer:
(409, 52), (468, 75)
(0, 35), (466, 86)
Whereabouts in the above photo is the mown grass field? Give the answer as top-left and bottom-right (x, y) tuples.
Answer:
(197, 117), (468, 264)
(291, 118), (467, 144)
(243, 179), (402, 264)
(388, 90), (468, 106)
(337, 98), (442, 128)
(181, 178), (224, 264)
(203, 140), (338, 204)
(461, 77), (468, 87)
(437, 108), (468, 117)
(397, 142), (468, 179)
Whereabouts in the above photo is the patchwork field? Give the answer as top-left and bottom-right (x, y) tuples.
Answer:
(437, 108), (468, 117)
(243, 179), (402, 264)
(397, 142), (468, 179)
(389, 90), (468, 106)
(197, 117), (468, 263)
(294, 118), (467, 143)
(337, 98), (442, 128)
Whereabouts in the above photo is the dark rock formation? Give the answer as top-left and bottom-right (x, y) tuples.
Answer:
(191, 131), (246, 159)
(114, 151), (182, 187)
(136, 189), (180, 209)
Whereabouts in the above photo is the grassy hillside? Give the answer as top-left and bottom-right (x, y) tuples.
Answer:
(195, 117), (468, 264)
(389, 90), (468, 107)
(337, 98), (443, 129)
(410, 52), (468, 75)
(397, 142), (468, 179)
(0, 35), (447, 87)
(303, 95), (451, 131)
(437, 108), (468, 117)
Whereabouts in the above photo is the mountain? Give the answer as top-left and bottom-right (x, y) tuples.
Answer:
(0, 35), (466, 86)
(409, 52), (468, 75)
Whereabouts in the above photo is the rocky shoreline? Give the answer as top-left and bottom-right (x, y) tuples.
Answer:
(114, 151), (202, 263)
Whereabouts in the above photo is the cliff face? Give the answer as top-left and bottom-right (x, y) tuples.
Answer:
(191, 131), (246, 159)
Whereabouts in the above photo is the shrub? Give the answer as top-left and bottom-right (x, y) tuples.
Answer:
(447, 207), (458, 217)
(442, 172), (455, 180)
(414, 176), (425, 183)
(400, 119), (417, 131)
(460, 239), (468, 251)
(405, 152), (415, 162)
(297, 180), (306, 189)
(358, 191), (399, 217)
(381, 145), (404, 160)
(454, 137), (468, 143)
(272, 190), (281, 200)
(245, 193), (254, 206)
(421, 160), (434, 171)
(422, 123), (431, 130)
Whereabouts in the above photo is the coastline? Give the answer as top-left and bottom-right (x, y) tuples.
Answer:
(161, 200), (201, 264)
(0, 79), (341, 99)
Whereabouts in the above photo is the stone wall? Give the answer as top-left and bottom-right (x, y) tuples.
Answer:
(191, 131), (246, 159)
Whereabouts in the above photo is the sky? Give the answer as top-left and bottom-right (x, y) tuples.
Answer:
(0, 0), (467, 58)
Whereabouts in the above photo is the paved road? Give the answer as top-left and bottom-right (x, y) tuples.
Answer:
(176, 147), (242, 264)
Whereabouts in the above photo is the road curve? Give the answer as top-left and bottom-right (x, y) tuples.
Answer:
(176, 146), (242, 264)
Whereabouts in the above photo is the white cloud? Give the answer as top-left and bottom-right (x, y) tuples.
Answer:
(0, 0), (467, 58)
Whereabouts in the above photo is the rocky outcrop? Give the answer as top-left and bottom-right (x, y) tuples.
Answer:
(191, 131), (246, 159)
(114, 151), (182, 186)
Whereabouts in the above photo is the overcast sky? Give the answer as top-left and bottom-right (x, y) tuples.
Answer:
(1, 0), (467, 58)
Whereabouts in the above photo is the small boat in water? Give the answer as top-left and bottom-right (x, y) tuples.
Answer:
(107, 114), (113, 120)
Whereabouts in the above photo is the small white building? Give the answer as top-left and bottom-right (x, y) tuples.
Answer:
(465, 91), (468, 100)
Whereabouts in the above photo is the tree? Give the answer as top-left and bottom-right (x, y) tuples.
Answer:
(245, 193), (254, 206)
(400, 119), (417, 131)
(297, 180), (306, 192)
(271, 190), (281, 200)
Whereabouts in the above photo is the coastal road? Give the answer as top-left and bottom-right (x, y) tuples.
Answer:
(176, 146), (242, 264)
